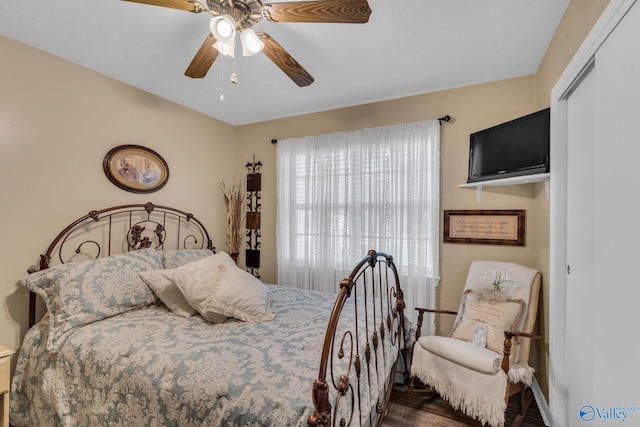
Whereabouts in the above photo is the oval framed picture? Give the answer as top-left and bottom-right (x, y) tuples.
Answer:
(103, 145), (169, 194)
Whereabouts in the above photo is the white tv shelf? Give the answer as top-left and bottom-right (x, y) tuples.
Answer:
(459, 173), (550, 203)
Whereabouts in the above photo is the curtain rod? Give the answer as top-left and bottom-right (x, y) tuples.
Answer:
(271, 115), (451, 144)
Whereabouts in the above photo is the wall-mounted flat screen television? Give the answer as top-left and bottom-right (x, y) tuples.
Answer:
(467, 108), (550, 183)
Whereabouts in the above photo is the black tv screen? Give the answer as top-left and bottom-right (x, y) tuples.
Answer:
(467, 108), (550, 183)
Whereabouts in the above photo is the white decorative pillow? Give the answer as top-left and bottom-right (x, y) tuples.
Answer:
(139, 270), (197, 317)
(163, 252), (275, 323)
(450, 291), (525, 356)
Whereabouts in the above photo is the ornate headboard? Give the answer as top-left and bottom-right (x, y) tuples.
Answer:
(28, 202), (214, 326)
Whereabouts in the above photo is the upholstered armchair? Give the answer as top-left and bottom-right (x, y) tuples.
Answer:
(408, 260), (541, 427)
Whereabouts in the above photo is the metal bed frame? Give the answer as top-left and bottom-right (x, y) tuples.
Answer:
(25, 203), (406, 427)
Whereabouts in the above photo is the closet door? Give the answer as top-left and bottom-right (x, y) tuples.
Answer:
(588, 1), (640, 403)
(564, 66), (596, 425)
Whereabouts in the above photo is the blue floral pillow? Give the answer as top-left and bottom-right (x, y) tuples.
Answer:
(159, 249), (214, 269)
(23, 248), (163, 352)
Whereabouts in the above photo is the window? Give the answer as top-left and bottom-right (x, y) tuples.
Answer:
(277, 120), (441, 331)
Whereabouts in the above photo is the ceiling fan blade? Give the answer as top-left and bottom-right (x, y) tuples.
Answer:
(185, 33), (220, 78)
(262, 0), (371, 23)
(122, 0), (206, 13)
(257, 32), (314, 87)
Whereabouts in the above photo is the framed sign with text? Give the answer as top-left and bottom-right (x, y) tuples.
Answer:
(443, 210), (525, 246)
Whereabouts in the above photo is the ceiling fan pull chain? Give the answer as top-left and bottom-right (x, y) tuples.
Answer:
(220, 53), (225, 101)
(231, 54), (238, 84)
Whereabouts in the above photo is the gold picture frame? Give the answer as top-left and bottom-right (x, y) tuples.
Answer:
(443, 210), (525, 246)
(103, 145), (169, 194)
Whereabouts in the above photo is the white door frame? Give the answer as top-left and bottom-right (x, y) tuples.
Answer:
(548, 1), (636, 425)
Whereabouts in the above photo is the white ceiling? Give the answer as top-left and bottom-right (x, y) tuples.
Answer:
(0, 0), (570, 126)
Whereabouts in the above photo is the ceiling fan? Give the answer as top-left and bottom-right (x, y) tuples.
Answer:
(122, 0), (373, 87)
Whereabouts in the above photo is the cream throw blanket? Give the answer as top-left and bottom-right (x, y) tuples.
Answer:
(412, 337), (534, 427)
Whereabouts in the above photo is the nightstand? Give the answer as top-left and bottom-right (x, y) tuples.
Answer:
(0, 345), (14, 427)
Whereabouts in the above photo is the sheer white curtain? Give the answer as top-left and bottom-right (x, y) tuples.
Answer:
(276, 120), (440, 332)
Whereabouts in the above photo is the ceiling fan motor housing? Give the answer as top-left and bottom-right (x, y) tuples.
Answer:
(207, 0), (263, 29)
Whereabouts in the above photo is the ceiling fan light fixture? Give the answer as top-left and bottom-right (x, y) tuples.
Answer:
(213, 39), (236, 57)
(210, 15), (236, 44)
(240, 28), (265, 56)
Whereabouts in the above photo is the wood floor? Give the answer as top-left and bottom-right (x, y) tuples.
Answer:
(382, 385), (546, 427)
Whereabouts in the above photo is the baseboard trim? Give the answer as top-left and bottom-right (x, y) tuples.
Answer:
(532, 377), (550, 426)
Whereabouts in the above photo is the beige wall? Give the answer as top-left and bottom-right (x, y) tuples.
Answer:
(0, 36), (235, 358)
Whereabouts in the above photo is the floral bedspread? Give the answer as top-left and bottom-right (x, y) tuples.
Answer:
(10, 285), (400, 427)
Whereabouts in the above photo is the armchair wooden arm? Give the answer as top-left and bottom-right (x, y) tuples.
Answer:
(414, 307), (458, 341)
(501, 330), (541, 373)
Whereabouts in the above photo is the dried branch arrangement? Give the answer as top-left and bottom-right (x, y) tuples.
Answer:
(219, 181), (246, 258)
